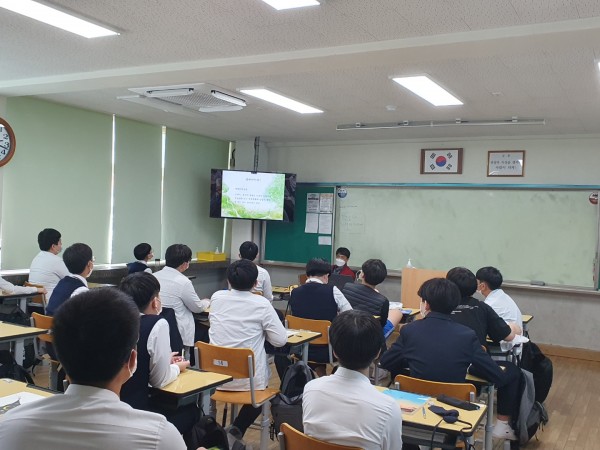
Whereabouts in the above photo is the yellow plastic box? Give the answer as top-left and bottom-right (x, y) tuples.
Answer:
(197, 251), (226, 262)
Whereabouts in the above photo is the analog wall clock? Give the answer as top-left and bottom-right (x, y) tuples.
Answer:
(0, 118), (16, 168)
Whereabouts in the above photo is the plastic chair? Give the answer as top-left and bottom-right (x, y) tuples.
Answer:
(285, 315), (334, 373)
(194, 341), (279, 450)
(24, 281), (47, 312)
(278, 423), (363, 450)
(394, 374), (476, 401)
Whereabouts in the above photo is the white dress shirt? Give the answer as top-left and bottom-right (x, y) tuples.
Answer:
(209, 289), (287, 391)
(28, 250), (69, 300)
(255, 264), (273, 301)
(0, 277), (38, 295)
(69, 273), (90, 298)
(146, 316), (180, 387)
(485, 288), (523, 330)
(306, 277), (353, 312)
(0, 384), (186, 450)
(303, 367), (403, 450)
(153, 266), (210, 346)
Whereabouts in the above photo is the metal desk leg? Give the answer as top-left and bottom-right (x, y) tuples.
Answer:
(485, 384), (495, 450)
(14, 338), (25, 366)
(301, 343), (309, 363)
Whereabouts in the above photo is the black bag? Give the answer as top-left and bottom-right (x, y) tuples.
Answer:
(183, 415), (229, 450)
(512, 369), (549, 447)
(520, 341), (553, 403)
(0, 303), (30, 326)
(0, 350), (34, 384)
(270, 361), (316, 435)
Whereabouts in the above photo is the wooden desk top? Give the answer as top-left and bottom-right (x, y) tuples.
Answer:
(0, 379), (54, 398)
(523, 314), (533, 324)
(272, 286), (291, 294)
(375, 386), (487, 435)
(87, 282), (115, 288)
(0, 322), (47, 341)
(286, 330), (322, 345)
(153, 369), (232, 397)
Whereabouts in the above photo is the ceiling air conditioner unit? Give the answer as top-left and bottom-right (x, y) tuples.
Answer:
(118, 83), (246, 114)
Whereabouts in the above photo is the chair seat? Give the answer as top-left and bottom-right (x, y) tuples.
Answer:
(211, 387), (279, 406)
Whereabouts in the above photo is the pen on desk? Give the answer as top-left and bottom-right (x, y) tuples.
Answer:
(422, 407), (426, 418)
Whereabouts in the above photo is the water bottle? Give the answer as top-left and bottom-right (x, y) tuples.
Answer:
(406, 258), (414, 269)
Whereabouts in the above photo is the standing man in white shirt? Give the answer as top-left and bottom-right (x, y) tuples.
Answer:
(303, 310), (403, 450)
(209, 259), (287, 439)
(28, 228), (69, 300)
(153, 244), (210, 355)
(0, 288), (188, 450)
(475, 266), (523, 332)
(239, 240), (273, 301)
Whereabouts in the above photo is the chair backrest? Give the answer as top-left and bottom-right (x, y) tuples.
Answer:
(30, 312), (54, 344)
(194, 341), (255, 380)
(394, 374), (476, 401)
(298, 274), (308, 285)
(285, 315), (330, 346)
(279, 423), (363, 450)
(24, 281), (47, 308)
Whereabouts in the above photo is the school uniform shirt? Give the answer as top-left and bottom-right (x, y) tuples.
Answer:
(303, 367), (403, 450)
(45, 274), (89, 316)
(209, 289), (287, 391)
(484, 289), (523, 330)
(153, 266), (210, 346)
(255, 264), (273, 301)
(305, 277), (353, 312)
(0, 384), (186, 450)
(0, 277), (38, 295)
(146, 317), (180, 387)
(451, 296), (512, 347)
(28, 250), (69, 300)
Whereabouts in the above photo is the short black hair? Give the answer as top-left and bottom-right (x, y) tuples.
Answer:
(306, 258), (332, 277)
(53, 288), (139, 385)
(38, 228), (61, 251)
(119, 272), (160, 311)
(165, 244), (192, 268)
(362, 259), (387, 285)
(476, 266), (503, 290)
(227, 259), (258, 291)
(134, 243), (152, 261)
(239, 241), (259, 261)
(335, 247), (351, 259)
(417, 278), (460, 314)
(446, 267), (477, 298)
(330, 310), (383, 370)
(63, 243), (93, 275)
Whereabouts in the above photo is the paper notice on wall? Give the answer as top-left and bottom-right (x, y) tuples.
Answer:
(318, 213), (333, 234)
(318, 235), (332, 246)
(305, 213), (319, 233)
(307, 193), (320, 213)
(319, 193), (334, 213)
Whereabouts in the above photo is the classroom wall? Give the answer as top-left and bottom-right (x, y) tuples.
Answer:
(0, 95), (6, 249)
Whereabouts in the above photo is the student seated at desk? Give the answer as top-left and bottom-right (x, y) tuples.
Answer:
(153, 244), (210, 352)
(209, 259), (287, 439)
(303, 310), (403, 450)
(239, 240), (273, 301)
(0, 288), (188, 450)
(28, 228), (69, 300)
(289, 257), (352, 376)
(127, 242), (154, 274)
(380, 278), (521, 441)
(46, 243), (94, 316)
(447, 267), (520, 347)
(342, 259), (403, 339)
(476, 266), (523, 333)
(332, 246), (356, 278)
(0, 276), (46, 295)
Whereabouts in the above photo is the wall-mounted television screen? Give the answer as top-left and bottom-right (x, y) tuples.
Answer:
(210, 169), (296, 222)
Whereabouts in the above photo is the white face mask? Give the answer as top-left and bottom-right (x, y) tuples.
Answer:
(420, 301), (428, 319)
(335, 258), (346, 267)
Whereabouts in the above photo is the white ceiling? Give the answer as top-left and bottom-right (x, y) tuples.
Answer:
(1, 0), (600, 143)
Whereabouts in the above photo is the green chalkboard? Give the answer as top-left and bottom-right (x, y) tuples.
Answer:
(263, 185), (335, 264)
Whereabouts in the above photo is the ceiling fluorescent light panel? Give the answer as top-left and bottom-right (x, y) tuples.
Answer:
(261, 0), (320, 10)
(0, 0), (118, 38)
(393, 76), (463, 106)
(240, 88), (323, 114)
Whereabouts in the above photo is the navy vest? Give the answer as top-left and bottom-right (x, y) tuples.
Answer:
(121, 314), (162, 410)
(46, 276), (85, 316)
(127, 261), (149, 274)
(290, 282), (337, 322)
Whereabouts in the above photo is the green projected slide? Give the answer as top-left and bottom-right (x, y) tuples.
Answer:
(221, 171), (285, 220)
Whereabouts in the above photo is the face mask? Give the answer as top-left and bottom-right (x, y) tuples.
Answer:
(335, 258), (346, 267)
(420, 301), (428, 319)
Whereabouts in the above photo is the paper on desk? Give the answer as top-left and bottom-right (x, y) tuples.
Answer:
(305, 213), (319, 233)
(389, 302), (403, 310)
(499, 334), (529, 351)
(0, 392), (46, 415)
(382, 389), (429, 414)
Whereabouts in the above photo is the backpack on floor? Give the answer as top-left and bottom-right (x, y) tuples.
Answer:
(270, 361), (316, 436)
(513, 368), (549, 447)
(183, 415), (229, 450)
(520, 341), (553, 403)
(0, 350), (34, 384)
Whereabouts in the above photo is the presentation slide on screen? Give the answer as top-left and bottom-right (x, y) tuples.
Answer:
(221, 171), (285, 219)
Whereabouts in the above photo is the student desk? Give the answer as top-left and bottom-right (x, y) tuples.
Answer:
(375, 386), (487, 448)
(151, 368), (232, 411)
(0, 292), (33, 315)
(0, 379), (53, 419)
(522, 314), (533, 336)
(466, 372), (496, 450)
(286, 330), (322, 363)
(0, 322), (47, 366)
